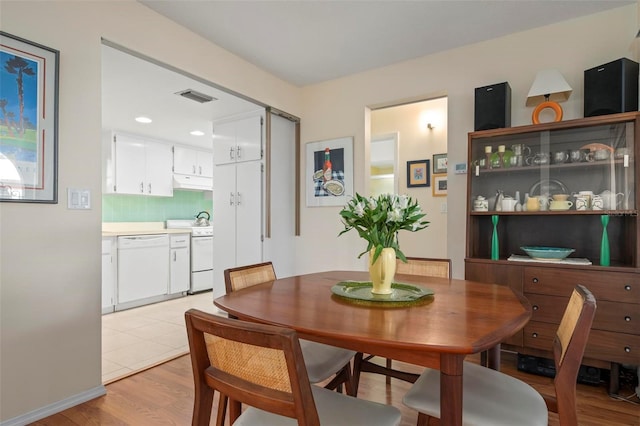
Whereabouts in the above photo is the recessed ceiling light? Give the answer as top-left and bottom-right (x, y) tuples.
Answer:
(135, 116), (152, 124)
(190, 130), (205, 136)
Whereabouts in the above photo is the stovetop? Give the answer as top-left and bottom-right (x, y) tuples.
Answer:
(166, 220), (213, 237)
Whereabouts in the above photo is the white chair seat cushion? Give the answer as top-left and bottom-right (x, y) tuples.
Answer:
(300, 339), (356, 383)
(235, 385), (401, 426)
(403, 362), (548, 426)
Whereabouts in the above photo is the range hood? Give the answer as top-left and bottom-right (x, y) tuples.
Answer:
(173, 174), (213, 191)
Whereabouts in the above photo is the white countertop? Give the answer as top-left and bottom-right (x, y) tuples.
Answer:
(102, 222), (192, 237)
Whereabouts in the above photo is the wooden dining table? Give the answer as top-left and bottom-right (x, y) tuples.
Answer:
(214, 270), (532, 426)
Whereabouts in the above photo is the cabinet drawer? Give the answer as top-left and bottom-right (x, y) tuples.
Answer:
(526, 293), (640, 335)
(523, 267), (640, 303)
(524, 321), (640, 365)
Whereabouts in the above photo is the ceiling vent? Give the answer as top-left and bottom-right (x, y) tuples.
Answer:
(175, 89), (216, 104)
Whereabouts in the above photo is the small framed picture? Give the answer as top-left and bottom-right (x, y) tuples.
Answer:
(433, 153), (448, 174)
(432, 173), (447, 196)
(407, 159), (430, 187)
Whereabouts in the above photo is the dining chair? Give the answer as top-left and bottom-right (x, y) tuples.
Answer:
(219, 262), (357, 423)
(403, 284), (597, 426)
(185, 309), (402, 426)
(353, 257), (451, 393)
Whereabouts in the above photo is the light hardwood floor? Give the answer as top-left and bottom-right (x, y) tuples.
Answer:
(33, 351), (639, 425)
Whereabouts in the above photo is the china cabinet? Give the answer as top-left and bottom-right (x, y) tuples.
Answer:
(465, 112), (639, 391)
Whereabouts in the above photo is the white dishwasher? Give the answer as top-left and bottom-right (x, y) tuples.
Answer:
(117, 234), (169, 304)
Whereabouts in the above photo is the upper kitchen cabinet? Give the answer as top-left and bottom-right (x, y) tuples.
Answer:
(173, 145), (214, 178)
(103, 131), (173, 196)
(213, 113), (263, 165)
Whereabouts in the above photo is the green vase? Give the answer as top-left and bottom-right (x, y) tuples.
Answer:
(491, 215), (499, 260)
(600, 215), (610, 266)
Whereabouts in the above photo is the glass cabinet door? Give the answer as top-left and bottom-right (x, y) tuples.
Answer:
(467, 113), (638, 267)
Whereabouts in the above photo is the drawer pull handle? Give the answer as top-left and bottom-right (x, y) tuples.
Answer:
(624, 346), (631, 353)
(532, 278), (539, 284)
(625, 316), (631, 322)
(533, 305), (539, 311)
(624, 285), (631, 291)
(532, 332), (538, 338)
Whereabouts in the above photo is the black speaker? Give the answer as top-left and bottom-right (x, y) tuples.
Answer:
(474, 82), (511, 131)
(584, 58), (639, 117)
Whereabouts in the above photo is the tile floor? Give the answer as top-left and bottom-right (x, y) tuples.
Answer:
(102, 291), (223, 383)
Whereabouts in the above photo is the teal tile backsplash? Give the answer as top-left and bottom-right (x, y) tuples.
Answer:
(103, 190), (212, 222)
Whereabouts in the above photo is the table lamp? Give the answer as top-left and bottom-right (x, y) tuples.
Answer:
(526, 69), (572, 124)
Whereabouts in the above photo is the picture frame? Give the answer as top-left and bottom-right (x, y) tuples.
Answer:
(406, 159), (430, 187)
(433, 153), (448, 174)
(306, 136), (353, 207)
(432, 173), (447, 197)
(0, 32), (59, 203)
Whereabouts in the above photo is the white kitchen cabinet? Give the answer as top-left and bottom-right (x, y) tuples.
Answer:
(213, 161), (263, 298)
(170, 234), (190, 294)
(173, 145), (214, 178)
(103, 131), (173, 196)
(212, 112), (264, 299)
(102, 237), (116, 314)
(213, 113), (263, 165)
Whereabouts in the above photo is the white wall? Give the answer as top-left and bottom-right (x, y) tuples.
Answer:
(0, 1), (300, 423)
(295, 4), (638, 278)
(0, 1), (637, 422)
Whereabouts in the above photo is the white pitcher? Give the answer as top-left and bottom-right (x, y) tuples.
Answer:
(599, 190), (624, 210)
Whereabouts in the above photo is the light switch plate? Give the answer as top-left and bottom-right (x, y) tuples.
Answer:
(67, 188), (91, 209)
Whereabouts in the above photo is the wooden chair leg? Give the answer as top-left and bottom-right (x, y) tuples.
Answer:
(385, 358), (392, 385)
(352, 352), (364, 397)
(215, 394), (228, 426)
(192, 385), (214, 426)
(228, 398), (241, 424)
(416, 412), (430, 426)
(323, 364), (354, 395)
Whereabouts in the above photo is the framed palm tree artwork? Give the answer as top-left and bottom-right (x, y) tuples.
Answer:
(0, 32), (59, 203)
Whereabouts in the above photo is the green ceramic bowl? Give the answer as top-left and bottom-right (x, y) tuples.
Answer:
(521, 246), (575, 260)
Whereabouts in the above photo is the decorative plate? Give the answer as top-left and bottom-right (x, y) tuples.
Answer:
(331, 281), (434, 306)
(580, 143), (614, 153)
(528, 179), (569, 197)
(521, 246), (575, 261)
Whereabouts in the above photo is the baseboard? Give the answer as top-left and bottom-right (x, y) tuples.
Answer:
(1, 385), (106, 426)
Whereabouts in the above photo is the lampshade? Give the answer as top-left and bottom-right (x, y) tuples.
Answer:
(526, 69), (572, 106)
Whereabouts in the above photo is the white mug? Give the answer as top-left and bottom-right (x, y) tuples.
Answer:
(591, 195), (604, 211)
(575, 196), (590, 211)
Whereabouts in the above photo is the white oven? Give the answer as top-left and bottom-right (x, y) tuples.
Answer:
(166, 220), (214, 293)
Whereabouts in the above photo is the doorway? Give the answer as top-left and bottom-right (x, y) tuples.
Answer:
(100, 42), (263, 383)
(370, 97), (448, 258)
